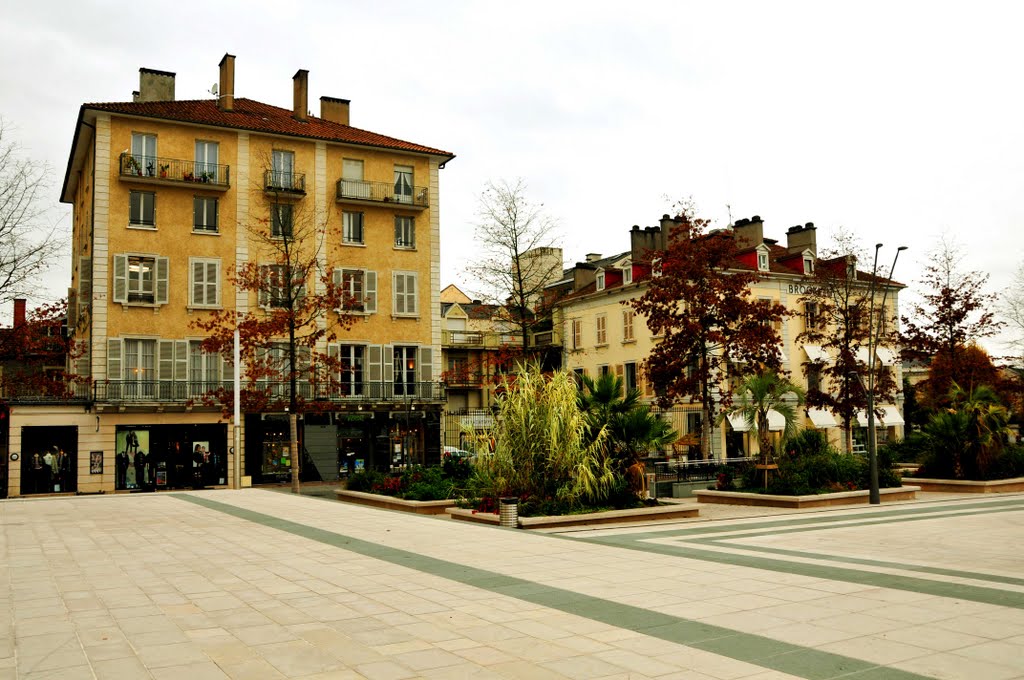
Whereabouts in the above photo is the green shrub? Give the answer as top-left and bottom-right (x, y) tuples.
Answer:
(400, 465), (454, 501)
(783, 429), (831, 458)
(986, 445), (1024, 479)
(878, 432), (929, 464)
(346, 469), (384, 492)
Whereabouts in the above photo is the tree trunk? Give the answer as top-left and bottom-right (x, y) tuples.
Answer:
(844, 424), (853, 455)
(289, 411), (300, 494)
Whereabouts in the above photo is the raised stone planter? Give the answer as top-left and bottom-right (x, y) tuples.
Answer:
(447, 503), (698, 529)
(335, 489), (456, 515)
(903, 477), (1024, 493)
(693, 486), (919, 508)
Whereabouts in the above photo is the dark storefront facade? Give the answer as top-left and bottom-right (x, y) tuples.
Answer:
(113, 423), (228, 491)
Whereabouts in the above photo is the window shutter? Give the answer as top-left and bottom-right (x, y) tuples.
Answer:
(158, 340), (174, 381)
(67, 289), (78, 328)
(221, 353), (234, 384)
(112, 254), (128, 303)
(156, 256), (169, 305)
(418, 346), (433, 397)
(76, 339), (90, 378)
(174, 340), (188, 381)
(107, 338), (122, 380)
(367, 344), (382, 383)
(365, 270), (377, 313)
(192, 260), (204, 306)
(408, 275), (417, 315)
(145, 193), (155, 226)
(383, 345), (394, 384)
(79, 257), (92, 310)
(259, 265), (270, 308)
(328, 343), (340, 383)
(209, 261), (220, 306)
(393, 273), (405, 314)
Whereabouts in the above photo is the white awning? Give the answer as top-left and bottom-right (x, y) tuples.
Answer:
(855, 347), (871, 365)
(807, 408), (838, 429)
(879, 404), (904, 426)
(767, 409), (786, 431)
(727, 414), (752, 432)
(875, 347), (899, 366)
(803, 344), (830, 364)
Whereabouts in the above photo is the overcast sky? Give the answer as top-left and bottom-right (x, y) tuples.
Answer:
(2, 1), (1021, 354)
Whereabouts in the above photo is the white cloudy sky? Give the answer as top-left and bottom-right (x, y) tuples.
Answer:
(1, 1), (1021, 353)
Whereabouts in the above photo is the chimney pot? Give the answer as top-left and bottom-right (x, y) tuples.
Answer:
(750, 215), (761, 223)
(136, 67), (175, 102)
(320, 95), (350, 125)
(218, 53), (235, 112)
(805, 222), (815, 229)
(293, 69), (309, 122)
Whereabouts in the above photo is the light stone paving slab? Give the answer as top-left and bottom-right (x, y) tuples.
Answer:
(3, 489), (1023, 680)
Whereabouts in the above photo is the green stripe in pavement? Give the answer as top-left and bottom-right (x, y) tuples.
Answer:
(175, 494), (934, 680)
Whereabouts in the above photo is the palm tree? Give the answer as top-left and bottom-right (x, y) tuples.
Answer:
(729, 372), (806, 482)
(948, 382), (1010, 478)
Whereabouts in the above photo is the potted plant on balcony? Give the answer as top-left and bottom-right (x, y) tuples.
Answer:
(183, 171), (195, 182)
(124, 155), (142, 176)
(159, 164), (170, 179)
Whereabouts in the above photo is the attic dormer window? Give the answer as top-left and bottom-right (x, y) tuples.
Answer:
(596, 271), (605, 291)
(652, 258), (662, 278)
(757, 250), (769, 272)
(803, 256), (814, 275)
(622, 266), (632, 285)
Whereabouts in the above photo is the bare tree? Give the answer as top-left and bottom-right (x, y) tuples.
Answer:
(1004, 262), (1024, 361)
(0, 120), (62, 304)
(466, 178), (561, 354)
(194, 164), (354, 494)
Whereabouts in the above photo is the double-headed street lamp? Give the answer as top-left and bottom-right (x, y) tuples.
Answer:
(858, 243), (907, 504)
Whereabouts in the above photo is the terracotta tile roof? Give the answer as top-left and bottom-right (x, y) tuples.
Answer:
(83, 98), (454, 159)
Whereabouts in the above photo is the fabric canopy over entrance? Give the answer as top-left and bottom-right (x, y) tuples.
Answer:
(875, 346), (899, 366)
(802, 344), (830, 364)
(807, 408), (838, 429)
(854, 405), (904, 426)
(727, 410), (787, 432)
(855, 347), (871, 366)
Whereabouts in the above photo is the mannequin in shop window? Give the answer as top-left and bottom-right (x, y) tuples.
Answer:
(42, 447), (56, 492)
(192, 444), (205, 489)
(30, 451), (46, 493)
(134, 449), (148, 488)
(52, 447), (70, 492)
(116, 449), (129, 489)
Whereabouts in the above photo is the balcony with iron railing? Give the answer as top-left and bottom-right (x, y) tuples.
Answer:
(441, 330), (522, 348)
(441, 370), (485, 388)
(264, 170), (306, 195)
(336, 179), (429, 210)
(118, 153), (230, 190)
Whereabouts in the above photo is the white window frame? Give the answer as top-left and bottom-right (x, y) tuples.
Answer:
(271, 150), (295, 190)
(757, 248), (770, 272)
(394, 165), (414, 204)
(131, 132), (157, 176)
(112, 253), (169, 306)
(260, 264), (305, 310)
(343, 211), (364, 244)
(195, 140), (219, 182)
(334, 267), (377, 313)
(129, 190), (156, 228)
(596, 270), (605, 291)
(188, 340), (220, 394)
(271, 203), (293, 239)
(572, 319), (582, 349)
(596, 314), (607, 345)
(393, 345), (417, 395)
(392, 271), (418, 317)
(624, 362), (638, 393)
(394, 216), (415, 249)
(123, 338), (157, 398)
(803, 255), (814, 275)
(652, 257), (663, 278)
(622, 264), (632, 285)
(193, 195), (218, 232)
(189, 257), (221, 308)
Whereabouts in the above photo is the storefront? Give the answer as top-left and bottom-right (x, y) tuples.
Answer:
(113, 423), (227, 491)
(19, 425), (78, 495)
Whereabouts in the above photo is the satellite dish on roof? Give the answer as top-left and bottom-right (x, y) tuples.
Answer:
(209, 83), (218, 96)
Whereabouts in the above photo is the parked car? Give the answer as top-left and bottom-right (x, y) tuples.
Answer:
(442, 446), (473, 460)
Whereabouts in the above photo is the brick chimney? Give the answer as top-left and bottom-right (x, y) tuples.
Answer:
(13, 298), (26, 327)
(134, 68), (175, 103)
(293, 69), (308, 122)
(320, 96), (350, 125)
(218, 53), (235, 112)
(585, 253), (602, 263)
(733, 215), (764, 249)
(786, 222), (817, 256)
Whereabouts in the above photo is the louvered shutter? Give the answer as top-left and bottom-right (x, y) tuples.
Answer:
(383, 345), (394, 385)
(367, 344), (382, 398)
(67, 289), (78, 328)
(332, 268), (343, 311)
(407, 274), (417, 315)
(393, 274), (405, 314)
(418, 346), (433, 398)
(365, 270), (377, 313)
(107, 338), (122, 380)
(175, 340), (188, 382)
(79, 257), (92, 311)
(155, 256), (169, 305)
(76, 339), (90, 379)
(207, 261), (219, 306)
(259, 265), (270, 308)
(158, 340), (174, 381)
(221, 353), (234, 386)
(192, 260), (204, 306)
(112, 255), (128, 303)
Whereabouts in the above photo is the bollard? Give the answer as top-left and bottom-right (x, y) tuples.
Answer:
(499, 496), (519, 528)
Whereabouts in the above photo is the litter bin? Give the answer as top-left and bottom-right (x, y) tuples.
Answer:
(499, 497), (519, 528)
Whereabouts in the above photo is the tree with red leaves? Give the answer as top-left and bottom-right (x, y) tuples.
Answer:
(193, 192), (355, 493)
(919, 343), (1004, 410)
(0, 299), (86, 400)
(798, 231), (900, 453)
(630, 209), (787, 459)
(901, 238), (1003, 404)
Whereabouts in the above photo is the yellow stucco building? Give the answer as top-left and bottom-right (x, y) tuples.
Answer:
(6, 55), (454, 497)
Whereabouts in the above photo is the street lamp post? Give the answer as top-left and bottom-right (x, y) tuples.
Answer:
(863, 244), (907, 504)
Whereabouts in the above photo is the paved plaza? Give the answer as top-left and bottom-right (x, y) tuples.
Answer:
(2, 490), (1023, 680)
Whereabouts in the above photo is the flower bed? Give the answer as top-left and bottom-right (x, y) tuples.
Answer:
(335, 489), (456, 515)
(693, 486), (919, 508)
(901, 477), (1024, 493)
(447, 503), (698, 529)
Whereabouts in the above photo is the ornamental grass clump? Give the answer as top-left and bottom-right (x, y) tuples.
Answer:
(467, 363), (615, 512)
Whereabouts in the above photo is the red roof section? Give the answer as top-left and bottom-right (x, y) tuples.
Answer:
(83, 98), (454, 159)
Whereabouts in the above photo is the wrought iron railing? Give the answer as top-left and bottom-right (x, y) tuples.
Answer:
(118, 153), (230, 187)
(442, 371), (485, 387)
(93, 380), (444, 403)
(336, 179), (429, 208)
(1, 380), (93, 404)
(264, 170), (306, 194)
(441, 330), (523, 348)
